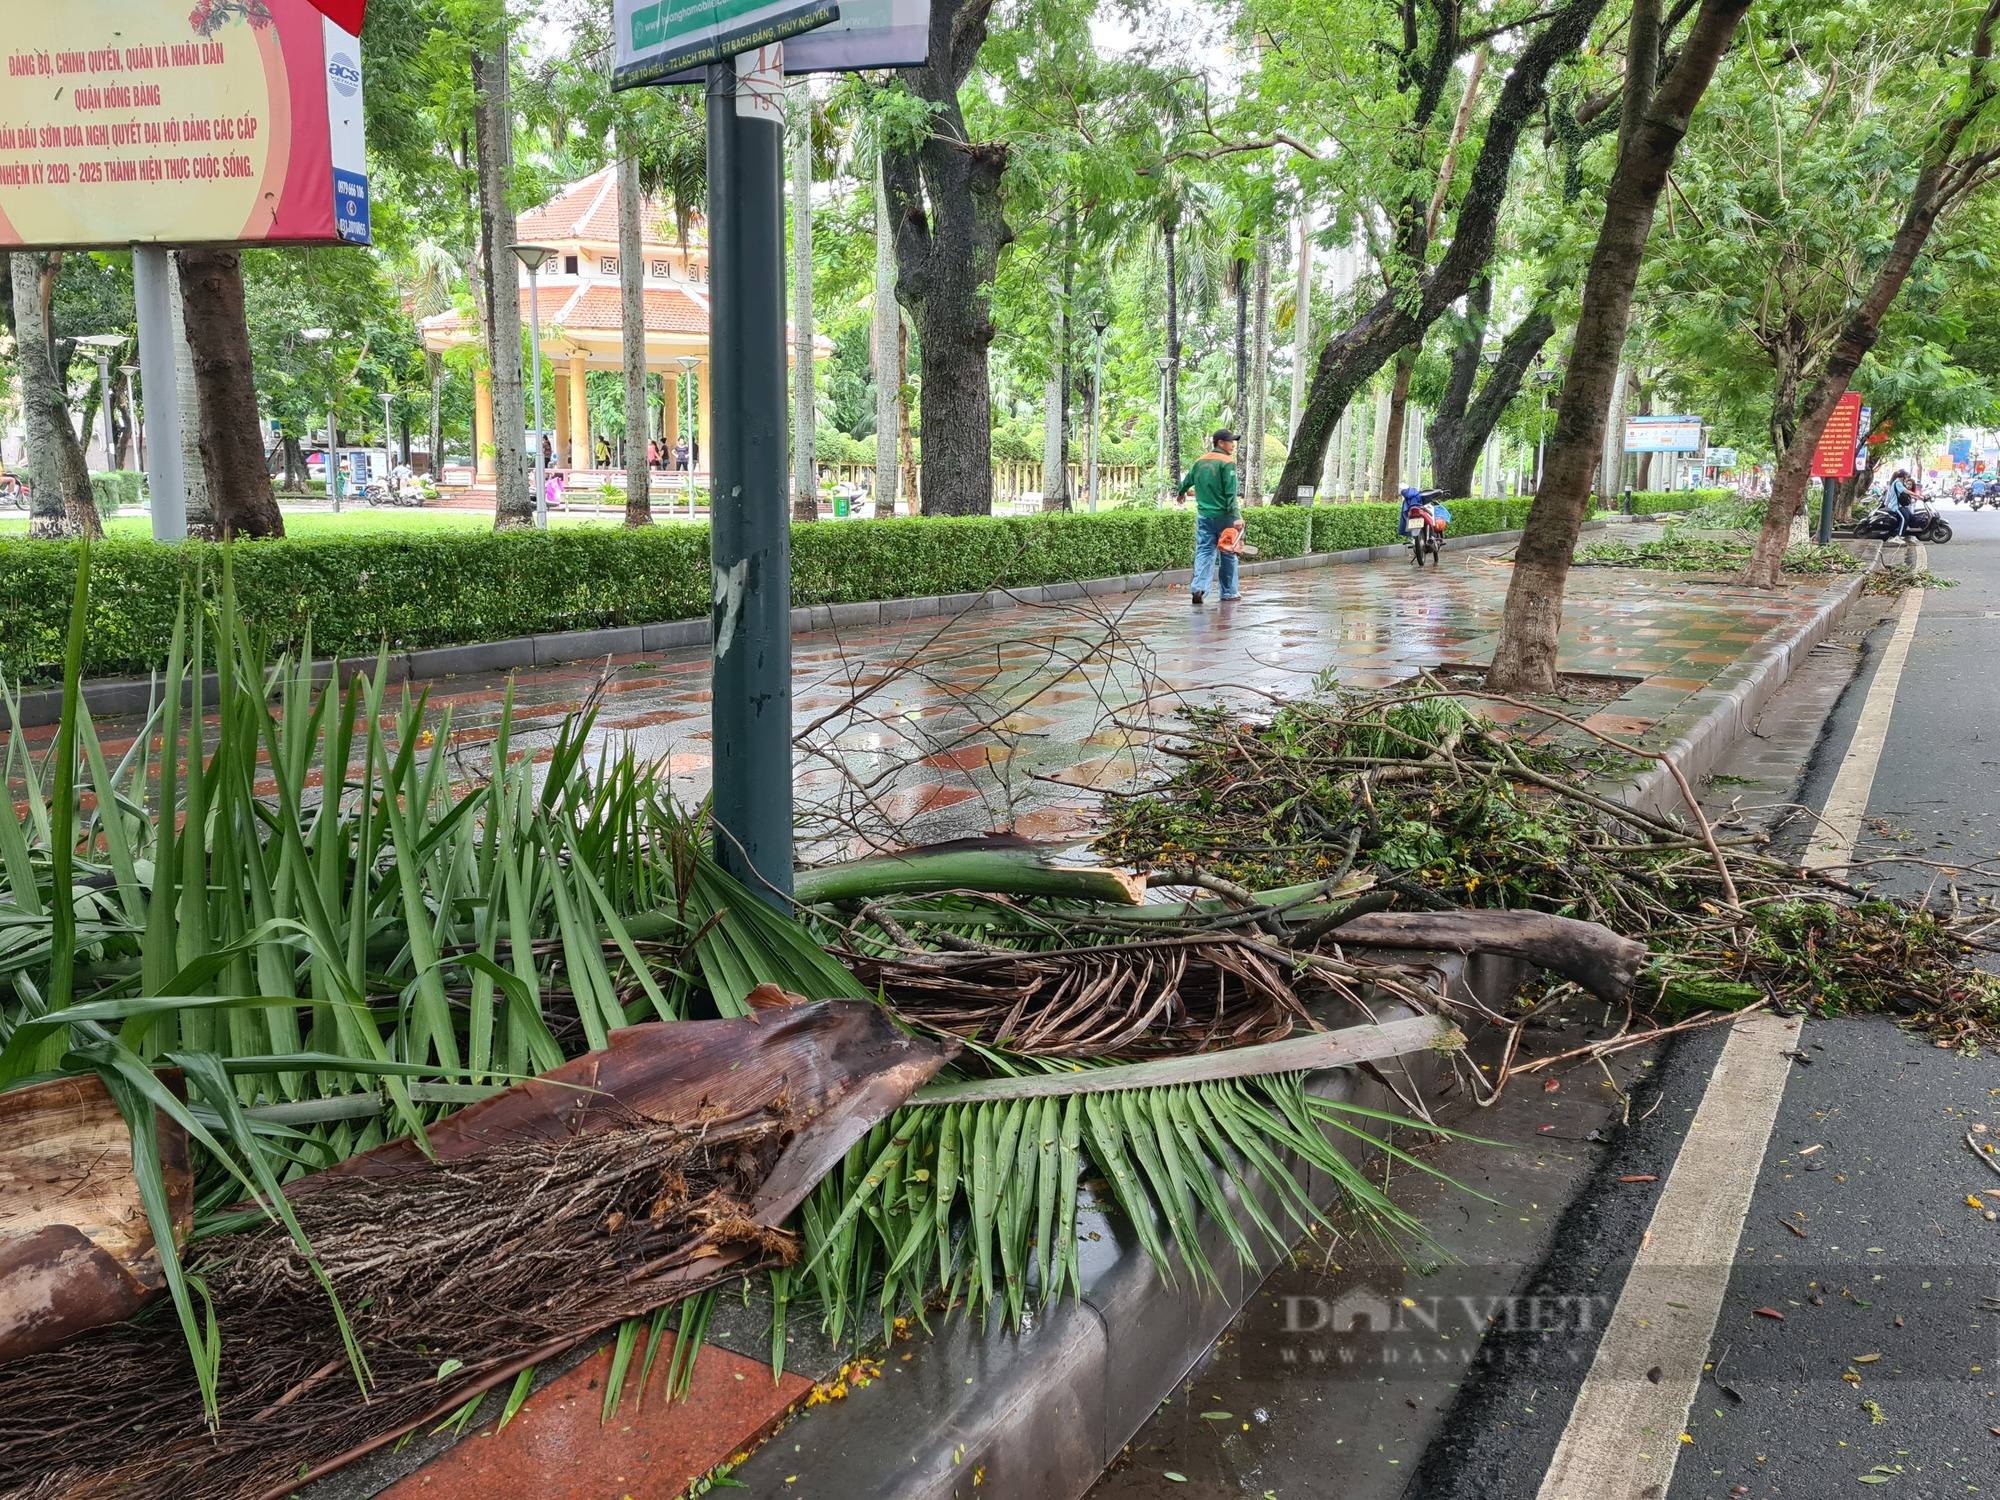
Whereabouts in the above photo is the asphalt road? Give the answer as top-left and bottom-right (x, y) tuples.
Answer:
(1093, 505), (2000, 1500)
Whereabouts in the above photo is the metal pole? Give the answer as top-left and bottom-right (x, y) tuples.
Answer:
(528, 269), (547, 528)
(330, 400), (343, 512)
(381, 392), (395, 476)
(707, 54), (794, 906)
(1819, 475), (1836, 547)
(131, 246), (186, 541)
(95, 356), (114, 472)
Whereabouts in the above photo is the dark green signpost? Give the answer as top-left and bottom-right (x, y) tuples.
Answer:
(615, 0), (927, 907)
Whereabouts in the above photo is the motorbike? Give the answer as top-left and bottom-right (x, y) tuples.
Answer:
(364, 479), (425, 508)
(1402, 490), (1450, 567)
(1848, 497), (1952, 544)
(0, 471), (27, 511)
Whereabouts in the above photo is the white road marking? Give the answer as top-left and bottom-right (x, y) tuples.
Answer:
(1534, 1008), (1802, 1500)
(1806, 542), (1926, 870)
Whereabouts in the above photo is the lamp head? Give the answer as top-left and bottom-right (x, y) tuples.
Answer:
(509, 244), (557, 274)
(1092, 311), (1109, 335)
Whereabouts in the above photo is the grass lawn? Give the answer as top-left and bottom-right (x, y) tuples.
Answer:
(0, 504), (705, 538)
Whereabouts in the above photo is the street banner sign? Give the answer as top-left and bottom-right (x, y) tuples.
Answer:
(0, 0), (367, 249)
(613, 0), (839, 87)
(1624, 416), (1704, 452)
(1811, 392), (1864, 480)
(642, 0), (930, 82)
(1704, 447), (1737, 468)
(1950, 436), (1972, 466)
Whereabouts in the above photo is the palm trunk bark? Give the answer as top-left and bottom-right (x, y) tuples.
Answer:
(426, 352), (444, 482)
(8, 252), (100, 538)
(1040, 288), (1068, 510)
(1740, 2), (2000, 585)
(883, 0), (1011, 516)
(1489, 0), (1748, 693)
(873, 138), (900, 514)
(1274, 0), (1609, 504)
(1287, 214), (1312, 456)
(617, 149), (654, 527)
(788, 83), (818, 523)
(472, 38), (530, 528)
(1233, 257), (1249, 440)
(176, 248), (284, 538)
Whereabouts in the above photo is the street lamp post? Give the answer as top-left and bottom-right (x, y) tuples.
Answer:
(676, 354), (702, 520)
(1087, 311), (1109, 513)
(510, 244), (557, 529)
(378, 390), (394, 496)
(76, 335), (124, 473)
(119, 365), (140, 471)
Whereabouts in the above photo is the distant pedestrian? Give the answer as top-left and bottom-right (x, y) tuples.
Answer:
(675, 442), (690, 472)
(648, 438), (662, 469)
(1177, 428), (1242, 606)
(596, 437), (612, 467)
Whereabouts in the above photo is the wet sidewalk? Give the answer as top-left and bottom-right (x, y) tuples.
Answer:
(339, 529), (1852, 856)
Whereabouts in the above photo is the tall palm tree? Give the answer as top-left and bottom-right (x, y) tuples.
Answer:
(404, 239), (464, 486)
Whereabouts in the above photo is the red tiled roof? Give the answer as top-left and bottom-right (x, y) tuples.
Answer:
(515, 167), (700, 248)
(526, 284), (709, 334)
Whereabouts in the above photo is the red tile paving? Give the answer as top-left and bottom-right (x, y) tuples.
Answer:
(381, 1339), (810, 1500)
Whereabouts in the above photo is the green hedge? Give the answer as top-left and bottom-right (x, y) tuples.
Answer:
(0, 500), (1535, 684)
(1625, 488), (1733, 516)
(87, 471), (145, 516)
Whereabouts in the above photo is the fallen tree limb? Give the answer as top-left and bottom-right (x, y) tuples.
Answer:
(792, 835), (1146, 907)
(1312, 910), (1648, 1005)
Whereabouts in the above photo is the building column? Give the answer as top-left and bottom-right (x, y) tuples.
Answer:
(695, 360), (710, 475)
(474, 367), (496, 481)
(569, 351), (590, 467)
(552, 355), (572, 467)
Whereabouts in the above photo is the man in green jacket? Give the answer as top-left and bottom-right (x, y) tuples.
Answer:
(1177, 428), (1242, 605)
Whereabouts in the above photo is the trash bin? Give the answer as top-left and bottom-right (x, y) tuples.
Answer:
(833, 495), (850, 517)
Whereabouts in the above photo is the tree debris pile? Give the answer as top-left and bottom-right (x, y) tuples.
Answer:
(846, 934), (1314, 1058)
(1091, 686), (2000, 1042)
(0, 1120), (797, 1500)
(1579, 527), (1863, 576)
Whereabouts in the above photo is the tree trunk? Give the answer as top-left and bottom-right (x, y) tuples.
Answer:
(1287, 213), (1312, 454)
(1431, 267), (1561, 499)
(113, 386), (135, 470)
(896, 316), (919, 512)
(1248, 236), (1271, 503)
(788, 82), (818, 524)
(1040, 286), (1068, 510)
(472, 38), (531, 528)
(1164, 218), (1182, 489)
(425, 352), (444, 483)
(168, 255), (215, 536)
(176, 249), (284, 539)
(872, 136), (900, 513)
(616, 149), (653, 527)
(8, 252), (99, 539)
(1274, 0), (1609, 505)
(1738, 42), (2000, 591)
(1489, 0), (1748, 693)
(884, 0), (1011, 516)
(1379, 350), (1414, 499)
(1233, 256), (1249, 441)
(281, 434), (307, 491)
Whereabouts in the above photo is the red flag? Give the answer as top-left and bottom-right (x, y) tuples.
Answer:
(304, 0), (366, 34)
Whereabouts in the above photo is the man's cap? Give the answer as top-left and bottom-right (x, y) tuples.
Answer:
(1213, 429), (1240, 445)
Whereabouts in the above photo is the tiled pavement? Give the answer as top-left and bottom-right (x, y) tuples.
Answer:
(41, 529), (1841, 859)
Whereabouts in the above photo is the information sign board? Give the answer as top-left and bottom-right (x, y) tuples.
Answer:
(614, 0), (840, 87)
(1811, 392), (1863, 480)
(0, 0), (367, 249)
(1624, 416), (1704, 453)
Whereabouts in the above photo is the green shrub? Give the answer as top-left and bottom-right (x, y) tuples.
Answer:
(85, 470), (144, 515)
(0, 500), (1536, 684)
(1625, 488), (1734, 516)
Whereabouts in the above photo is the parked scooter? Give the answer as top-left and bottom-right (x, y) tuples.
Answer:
(1400, 487), (1451, 566)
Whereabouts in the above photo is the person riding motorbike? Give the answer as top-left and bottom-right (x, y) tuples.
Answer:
(1973, 473), (1990, 509)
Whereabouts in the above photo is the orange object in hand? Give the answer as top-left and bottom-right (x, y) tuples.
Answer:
(1218, 524), (1256, 555)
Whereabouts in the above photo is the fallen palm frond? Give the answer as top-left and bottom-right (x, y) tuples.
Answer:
(0, 1004), (954, 1500)
(794, 836), (1146, 908)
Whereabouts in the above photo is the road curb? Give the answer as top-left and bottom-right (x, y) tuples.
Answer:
(1615, 568), (1868, 822)
(0, 521), (1605, 731)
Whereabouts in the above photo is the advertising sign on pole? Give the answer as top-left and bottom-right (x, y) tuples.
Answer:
(1811, 392), (1864, 480)
(1704, 447), (1738, 468)
(0, 0), (368, 249)
(1624, 416), (1704, 452)
(613, 0), (840, 86)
